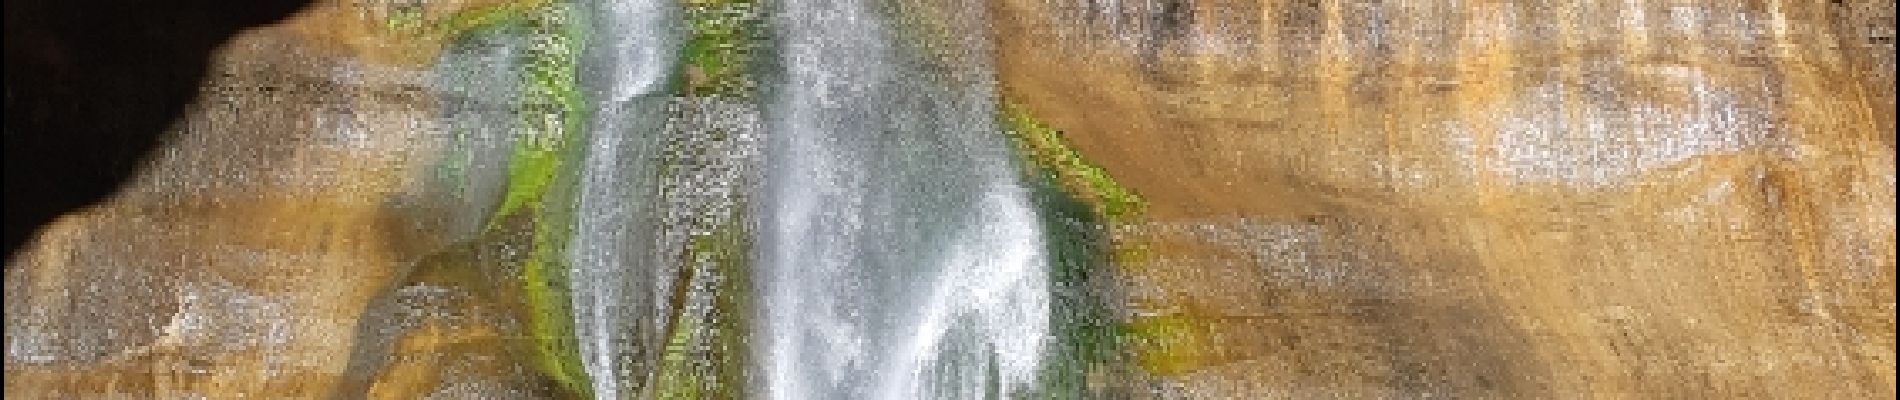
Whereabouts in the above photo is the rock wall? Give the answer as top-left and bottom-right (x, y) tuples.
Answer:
(5, 0), (1893, 398)
(4, 1), (561, 397)
(994, 0), (1895, 397)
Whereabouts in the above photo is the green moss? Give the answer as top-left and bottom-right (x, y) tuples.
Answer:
(679, 0), (759, 97)
(373, 0), (553, 38)
(643, 2), (762, 397)
(1120, 314), (1214, 376)
(518, 212), (590, 397)
(429, 1), (549, 38)
(491, 4), (586, 225)
(1020, 170), (1126, 399)
(1005, 99), (1212, 392)
(455, 2), (592, 397)
(997, 98), (1139, 398)
(1000, 101), (1146, 222)
(654, 312), (708, 399)
(653, 218), (751, 399)
(385, 5), (427, 32)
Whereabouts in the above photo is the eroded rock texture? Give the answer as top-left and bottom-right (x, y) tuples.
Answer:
(4, 0), (1893, 398)
(995, 0), (1894, 397)
(5, 1), (560, 398)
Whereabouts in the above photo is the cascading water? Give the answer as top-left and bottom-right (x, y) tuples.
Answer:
(758, 1), (1053, 399)
(565, 0), (682, 398)
(391, 1), (1054, 398)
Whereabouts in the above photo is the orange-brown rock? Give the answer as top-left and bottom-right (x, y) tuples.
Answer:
(3, 1), (542, 397)
(994, 0), (1895, 397)
(283, 0), (533, 67)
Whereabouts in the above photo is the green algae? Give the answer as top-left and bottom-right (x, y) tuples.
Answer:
(653, 218), (752, 399)
(1120, 314), (1217, 376)
(506, 7), (592, 399)
(645, 2), (762, 398)
(996, 99), (1139, 397)
(1020, 170), (1129, 399)
(429, 1), (550, 39)
(377, 0), (551, 39)
(490, 3), (586, 226)
(429, 1), (592, 397)
(1005, 99), (1226, 389)
(679, 0), (760, 97)
(1000, 100), (1147, 222)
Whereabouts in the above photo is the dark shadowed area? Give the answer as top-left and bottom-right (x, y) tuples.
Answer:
(4, 0), (316, 258)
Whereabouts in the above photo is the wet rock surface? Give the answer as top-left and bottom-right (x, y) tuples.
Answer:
(5, 1), (1893, 398)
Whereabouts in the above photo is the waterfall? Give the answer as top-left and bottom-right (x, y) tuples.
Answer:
(461, 1), (1053, 398)
(566, 0), (683, 398)
(758, 0), (1053, 399)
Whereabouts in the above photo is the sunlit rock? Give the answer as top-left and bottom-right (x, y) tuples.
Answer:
(994, 0), (1894, 397)
(5, 1), (518, 396)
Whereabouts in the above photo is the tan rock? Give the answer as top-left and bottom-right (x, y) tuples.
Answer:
(3, 4), (502, 396)
(994, 0), (1895, 397)
(283, 0), (537, 67)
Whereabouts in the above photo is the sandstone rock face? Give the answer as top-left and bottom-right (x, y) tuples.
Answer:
(994, 0), (1895, 397)
(6, 1), (1893, 398)
(4, 1), (552, 397)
